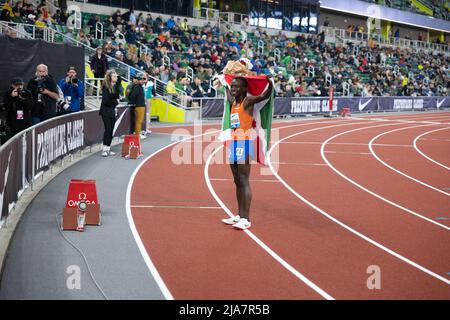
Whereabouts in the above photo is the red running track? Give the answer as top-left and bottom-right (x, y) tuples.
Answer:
(129, 112), (450, 299)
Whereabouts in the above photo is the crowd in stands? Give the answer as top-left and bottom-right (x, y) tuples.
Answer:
(1, 1), (449, 100)
(0, 0), (69, 27)
(82, 8), (449, 99)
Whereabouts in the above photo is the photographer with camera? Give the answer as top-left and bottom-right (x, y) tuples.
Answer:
(2, 77), (33, 140)
(58, 66), (85, 114)
(27, 64), (59, 124)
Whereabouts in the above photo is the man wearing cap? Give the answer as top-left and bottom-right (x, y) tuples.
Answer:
(2, 77), (33, 140)
(58, 67), (84, 113)
(126, 74), (146, 138)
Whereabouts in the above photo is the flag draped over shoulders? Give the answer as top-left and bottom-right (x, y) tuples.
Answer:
(218, 74), (274, 165)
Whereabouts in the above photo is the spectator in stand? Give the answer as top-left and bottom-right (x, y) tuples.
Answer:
(90, 47), (109, 80)
(11, 7), (24, 23)
(77, 29), (90, 46)
(191, 77), (207, 99)
(159, 65), (170, 83)
(0, 0), (13, 21)
(129, 9), (136, 26)
(167, 16), (176, 29)
(125, 24), (138, 54)
(35, 14), (46, 28)
(166, 75), (178, 97)
(181, 18), (189, 31)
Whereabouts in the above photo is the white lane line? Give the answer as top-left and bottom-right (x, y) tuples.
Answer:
(131, 205), (223, 209)
(205, 146), (335, 300)
(210, 178), (279, 183)
(413, 127), (450, 171)
(420, 138), (450, 142)
(202, 121), (370, 300)
(281, 141), (412, 147)
(319, 124), (450, 230)
(369, 124), (450, 197)
(127, 120), (362, 300)
(271, 161), (327, 166)
(324, 151), (372, 155)
(321, 124), (450, 229)
(359, 117), (445, 125)
(267, 122), (450, 286)
(125, 130), (220, 300)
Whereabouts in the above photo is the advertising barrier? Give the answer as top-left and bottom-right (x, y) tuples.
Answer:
(0, 107), (131, 223)
(200, 96), (450, 118)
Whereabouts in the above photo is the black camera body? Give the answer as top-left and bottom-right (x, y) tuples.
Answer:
(34, 76), (48, 93)
(71, 77), (78, 84)
(16, 88), (31, 100)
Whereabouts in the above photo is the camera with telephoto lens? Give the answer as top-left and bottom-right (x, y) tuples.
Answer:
(71, 77), (78, 84)
(56, 99), (70, 112)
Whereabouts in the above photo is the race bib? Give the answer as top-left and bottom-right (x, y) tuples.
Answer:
(230, 113), (240, 129)
(16, 110), (24, 120)
(235, 147), (244, 157)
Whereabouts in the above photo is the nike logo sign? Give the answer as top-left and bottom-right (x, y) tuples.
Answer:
(437, 98), (446, 109)
(358, 98), (373, 111)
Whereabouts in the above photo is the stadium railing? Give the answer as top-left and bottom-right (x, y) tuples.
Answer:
(320, 26), (450, 55)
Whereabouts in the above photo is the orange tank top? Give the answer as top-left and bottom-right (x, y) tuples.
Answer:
(230, 98), (254, 140)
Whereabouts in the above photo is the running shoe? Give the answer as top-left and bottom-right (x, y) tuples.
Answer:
(232, 218), (251, 230)
(222, 215), (240, 225)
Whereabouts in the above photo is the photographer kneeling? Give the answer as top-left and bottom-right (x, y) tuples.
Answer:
(27, 64), (59, 124)
(58, 66), (85, 114)
(2, 77), (33, 140)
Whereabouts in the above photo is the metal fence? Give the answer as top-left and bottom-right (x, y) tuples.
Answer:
(320, 26), (450, 55)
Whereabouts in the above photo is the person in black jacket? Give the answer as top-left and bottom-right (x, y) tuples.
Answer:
(127, 73), (146, 138)
(90, 47), (109, 79)
(99, 69), (121, 157)
(27, 64), (60, 124)
(2, 77), (33, 140)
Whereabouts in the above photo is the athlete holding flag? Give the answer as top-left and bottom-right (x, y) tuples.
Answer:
(220, 75), (274, 230)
